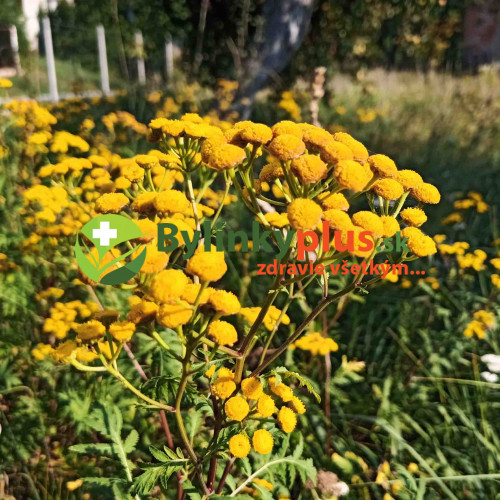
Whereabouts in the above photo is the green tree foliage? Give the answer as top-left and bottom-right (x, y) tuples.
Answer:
(45, 0), (192, 78)
(42, 0), (473, 91)
(292, 0), (468, 75)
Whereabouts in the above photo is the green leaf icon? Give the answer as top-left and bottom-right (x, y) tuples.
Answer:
(75, 214), (148, 285)
(100, 246), (147, 285)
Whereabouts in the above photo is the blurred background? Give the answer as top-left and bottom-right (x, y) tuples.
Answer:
(1, 0), (499, 96)
(1, 0), (499, 199)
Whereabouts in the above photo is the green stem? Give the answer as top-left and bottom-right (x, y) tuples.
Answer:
(71, 360), (107, 372)
(251, 247), (381, 379)
(174, 348), (210, 495)
(228, 168), (255, 213)
(281, 160), (300, 198)
(256, 194), (287, 206)
(412, 377), (500, 390)
(230, 458), (308, 497)
(258, 284), (294, 365)
(211, 172), (231, 229)
(185, 172), (201, 232)
(196, 172), (217, 203)
(107, 365), (175, 412)
(234, 272), (283, 382)
(199, 337), (242, 358)
(391, 191), (410, 217)
(250, 287), (354, 377)
(274, 179), (291, 202)
(152, 331), (171, 351)
(146, 168), (156, 191)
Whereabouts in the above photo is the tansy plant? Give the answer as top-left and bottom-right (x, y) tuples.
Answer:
(23, 111), (443, 496)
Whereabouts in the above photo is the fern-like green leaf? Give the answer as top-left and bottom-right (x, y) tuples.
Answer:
(269, 367), (321, 402)
(123, 429), (139, 454)
(132, 463), (184, 495)
(69, 443), (115, 455)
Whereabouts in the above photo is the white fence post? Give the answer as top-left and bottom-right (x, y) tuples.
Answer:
(96, 25), (110, 95)
(165, 35), (174, 84)
(42, 17), (58, 102)
(135, 31), (146, 85)
(9, 26), (22, 74)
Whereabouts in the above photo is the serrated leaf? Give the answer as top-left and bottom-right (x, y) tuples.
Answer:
(87, 407), (107, 435)
(163, 446), (179, 460)
(195, 399), (213, 416)
(224, 474), (236, 491)
(133, 463), (184, 495)
(185, 409), (203, 443)
(69, 443), (115, 455)
(231, 457), (317, 496)
(240, 456), (252, 476)
(148, 446), (188, 466)
(182, 479), (203, 500)
(123, 429), (139, 453)
(142, 375), (180, 404)
(149, 446), (170, 462)
(111, 480), (132, 499)
(293, 434), (304, 460)
(273, 461), (288, 484)
(300, 458), (316, 485)
(132, 466), (165, 495)
(160, 466), (177, 490)
(81, 476), (127, 487)
(278, 434), (290, 458)
(253, 483), (274, 500)
(287, 462), (296, 486)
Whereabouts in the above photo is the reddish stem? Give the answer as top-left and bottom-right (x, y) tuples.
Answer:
(216, 457), (235, 494)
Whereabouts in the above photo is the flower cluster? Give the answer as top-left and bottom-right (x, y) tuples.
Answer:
(278, 91), (302, 121)
(3, 91), (448, 495)
(290, 331), (339, 355)
(442, 191), (489, 224)
(223, 373), (307, 458)
(0, 77), (13, 88)
(102, 111), (148, 135)
(23, 111), (442, 469)
(0, 253), (20, 272)
(463, 310), (495, 339)
(41, 300), (100, 340)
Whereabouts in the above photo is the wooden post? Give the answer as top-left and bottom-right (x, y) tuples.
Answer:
(165, 35), (174, 84)
(310, 66), (326, 127)
(135, 31), (146, 85)
(96, 25), (110, 95)
(42, 16), (58, 102)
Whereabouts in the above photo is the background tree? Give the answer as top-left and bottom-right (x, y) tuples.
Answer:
(43, 0), (473, 94)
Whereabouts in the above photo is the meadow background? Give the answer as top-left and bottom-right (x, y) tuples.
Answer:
(0, 1), (499, 499)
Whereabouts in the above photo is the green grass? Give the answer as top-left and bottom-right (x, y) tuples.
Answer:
(3, 56), (123, 98)
(321, 69), (499, 191)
